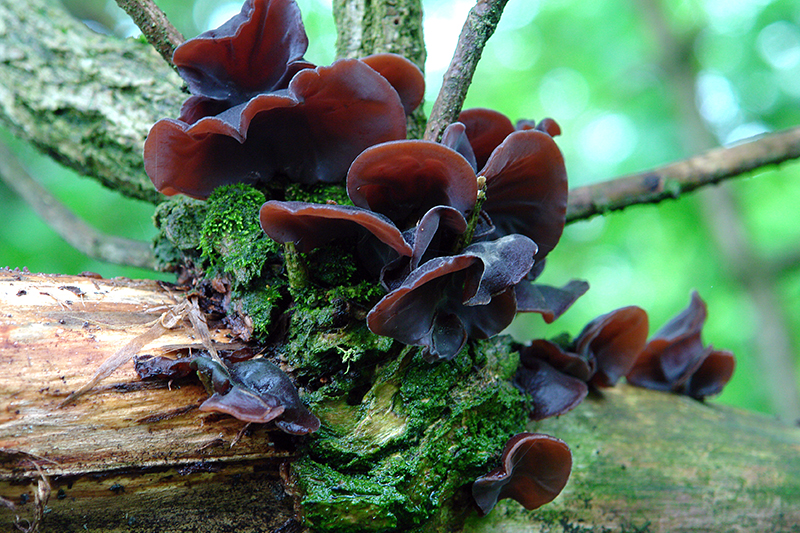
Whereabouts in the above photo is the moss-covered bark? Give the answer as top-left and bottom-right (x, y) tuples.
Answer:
(0, 0), (183, 203)
(2, 269), (799, 531)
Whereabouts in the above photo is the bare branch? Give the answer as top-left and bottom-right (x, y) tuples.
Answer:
(566, 126), (800, 223)
(424, 0), (509, 142)
(0, 142), (156, 270)
(115, 0), (184, 68)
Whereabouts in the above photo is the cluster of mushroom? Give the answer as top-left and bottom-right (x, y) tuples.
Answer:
(472, 291), (735, 514)
(260, 108), (588, 361)
(144, 0), (424, 199)
(515, 290), (735, 422)
(142, 0), (737, 520)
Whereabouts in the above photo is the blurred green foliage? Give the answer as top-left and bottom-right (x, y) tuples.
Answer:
(2, 0), (799, 417)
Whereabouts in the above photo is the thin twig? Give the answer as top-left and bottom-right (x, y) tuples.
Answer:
(115, 0), (184, 68)
(0, 141), (157, 270)
(423, 0), (510, 141)
(566, 126), (800, 223)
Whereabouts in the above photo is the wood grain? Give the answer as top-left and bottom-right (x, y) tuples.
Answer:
(0, 270), (300, 531)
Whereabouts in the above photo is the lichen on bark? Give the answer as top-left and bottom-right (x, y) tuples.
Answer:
(0, 0), (183, 203)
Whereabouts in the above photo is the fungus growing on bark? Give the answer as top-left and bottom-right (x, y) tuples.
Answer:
(258, 111), (582, 357)
(514, 354), (589, 421)
(192, 355), (320, 435)
(479, 129), (567, 263)
(515, 306), (648, 419)
(144, 0), (422, 199)
(455, 110), (568, 263)
(577, 305), (649, 387)
(360, 54), (426, 115)
(458, 108), (514, 170)
(347, 140), (479, 226)
(514, 280), (590, 324)
(259, 201), (412, 256)
(367, 235), (537, 361)
(472, 432), (572, 515)
(626, 291), (735, 399)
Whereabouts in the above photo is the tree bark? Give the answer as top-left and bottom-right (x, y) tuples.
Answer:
(0, 0), (182, 204)
(2, 270), (799, 532)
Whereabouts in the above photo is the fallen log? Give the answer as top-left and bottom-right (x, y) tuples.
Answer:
(1, 270), (799, 532)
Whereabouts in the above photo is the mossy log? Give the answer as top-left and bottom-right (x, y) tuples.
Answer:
(1, 270), (799, 532)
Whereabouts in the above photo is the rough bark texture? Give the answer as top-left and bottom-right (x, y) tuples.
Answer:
(423, 0), (508, 142)
(332, 0), (427, 138)
(2, 271), (799, 532)
(0, 0), (183, 203)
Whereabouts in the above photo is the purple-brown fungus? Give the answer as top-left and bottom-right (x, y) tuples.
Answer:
(626, 291), (735, 399)
(144, 0), (422, 199)
(515, 306), (648, 420)
(472, 432), (572, 515)
(193, 355), (320, 435)
(259, 108), (583, 360)
(367, 235), (538, 361)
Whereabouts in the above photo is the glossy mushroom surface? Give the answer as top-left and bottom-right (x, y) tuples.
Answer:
(472, 432), (572, 515)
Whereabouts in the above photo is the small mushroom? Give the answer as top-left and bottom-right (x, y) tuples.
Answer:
(515, 279), (589, 323)
(458, 108), (515, 170)
(575, 306), (649, 387)
(626, 291), (735, 399)
(683, 348), (735, 400)
(367, 235), (537, 361)
(480, 129), (568, 262)
(192, 356), (320, 435)
(514, 357), (589, 421)
(472, 432), (572, 515)
(172, 0), (311, 106)
(514, 305), (647, 419)
(259, 200), (412, 256)
(360, 53), (425, 115)
(346, 140), (479, 227)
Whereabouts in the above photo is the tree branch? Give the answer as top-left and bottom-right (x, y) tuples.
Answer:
(332, 0), (426, 138)
(2, 271), (799, 531)
(0, 0), (183, 204)
(0, 142), (156, 270)
(566, 125), (800, 223)
(114, 0), (184, 68)
(424, 0), (509, 142)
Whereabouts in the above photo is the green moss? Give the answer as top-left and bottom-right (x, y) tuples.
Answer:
(200, 184), (280, 288)
(231, 283), (284, 340)
(285, 182), (353, 206)
(296, 337), (528, 532)
(152, 196), (208, 272)
(283, 300), (393, 375)
(152, 184), (286, 340)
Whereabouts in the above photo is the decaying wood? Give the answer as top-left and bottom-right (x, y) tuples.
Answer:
(0, 270), (303, 532)
(2, 270), (799, 532)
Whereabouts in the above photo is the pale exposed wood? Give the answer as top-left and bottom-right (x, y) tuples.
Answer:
(0, 270), (301, 531)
